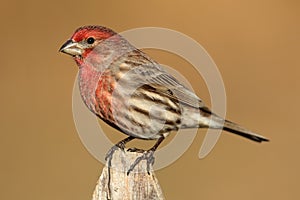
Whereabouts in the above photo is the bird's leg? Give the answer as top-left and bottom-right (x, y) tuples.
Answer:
(127, 136), (165, 175)
(105, 136), (135, 163)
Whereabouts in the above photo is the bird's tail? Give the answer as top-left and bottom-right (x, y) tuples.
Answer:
(222, 119), (269, 143)
(206, 112), (269, 142)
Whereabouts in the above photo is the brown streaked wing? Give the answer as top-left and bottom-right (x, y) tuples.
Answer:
(113, 49), (206, 109)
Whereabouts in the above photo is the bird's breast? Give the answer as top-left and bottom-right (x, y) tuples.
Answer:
(94, 73), (116, 121)
(78, 67), (114, 119)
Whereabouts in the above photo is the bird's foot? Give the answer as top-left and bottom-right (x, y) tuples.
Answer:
(105, 144), (122, 161)
(105, 136), (134, 168)
(127, 150), (155, 175)
(105, 144), (124, 169)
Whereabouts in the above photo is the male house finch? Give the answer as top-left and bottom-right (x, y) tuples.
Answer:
(60, 25), (268, 172)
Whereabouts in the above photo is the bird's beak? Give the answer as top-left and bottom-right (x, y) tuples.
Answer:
(59, 40), (84, 56)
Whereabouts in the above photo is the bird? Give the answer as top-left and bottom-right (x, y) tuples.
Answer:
(59, 25), (269, 173)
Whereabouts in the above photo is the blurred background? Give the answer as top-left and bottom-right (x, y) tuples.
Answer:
(1, 0), (299, 199)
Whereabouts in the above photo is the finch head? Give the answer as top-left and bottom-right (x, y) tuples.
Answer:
(59, 26), (117, 61)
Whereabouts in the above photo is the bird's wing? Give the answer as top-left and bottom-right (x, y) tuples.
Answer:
(119, 50), (206, 109)
(145, 71), (206, 109)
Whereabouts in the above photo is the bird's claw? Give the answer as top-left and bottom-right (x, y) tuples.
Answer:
(127, 150), (155, 175)
(105, 143), (126, 169)
(105, 146), (117, 161)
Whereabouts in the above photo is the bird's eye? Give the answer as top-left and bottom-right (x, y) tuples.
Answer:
(87, 37), (95, 44)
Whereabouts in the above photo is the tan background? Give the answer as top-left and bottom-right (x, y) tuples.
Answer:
(1, 0), (299, 199)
